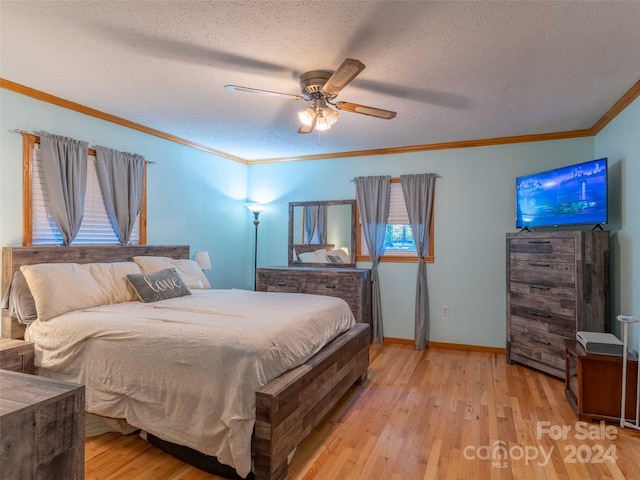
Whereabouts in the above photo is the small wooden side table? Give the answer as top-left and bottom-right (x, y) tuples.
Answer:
(565, 339), (638, 422)
(0, 337), (34, 373)
(0, 369), (85, 479)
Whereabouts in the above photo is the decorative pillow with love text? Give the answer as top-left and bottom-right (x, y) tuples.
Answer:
(126, 268), (191, 303)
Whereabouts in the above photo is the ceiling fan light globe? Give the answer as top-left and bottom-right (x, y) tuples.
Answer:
(323, 107), (340, 125)
(298, 107), (316, 127)
(315, 116), (331, 131)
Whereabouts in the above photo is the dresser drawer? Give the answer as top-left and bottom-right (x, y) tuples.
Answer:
(256, 271), (304, 293)
(510, 307), (575, 338)
(510, 315), (567, 372)
(509, 237), (576, 263)
(509, 281), (575, 317)
(303, 273), (359, 296)
(509, 260), (575, 285)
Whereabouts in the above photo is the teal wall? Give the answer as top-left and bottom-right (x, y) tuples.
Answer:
(594, 96), (640, 355)
(0, 90), (252, 289)
(248, 138), (596, 347)
(1, 87), (638, 350)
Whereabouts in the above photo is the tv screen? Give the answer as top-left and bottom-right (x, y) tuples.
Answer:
(516, 158), (608, 228)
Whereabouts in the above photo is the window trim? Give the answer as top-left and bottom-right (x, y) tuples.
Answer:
(22, 133), (147, 246)
(356, 178), (434, 263)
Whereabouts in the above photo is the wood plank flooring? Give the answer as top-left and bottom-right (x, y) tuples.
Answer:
(85, 343), (640, 479)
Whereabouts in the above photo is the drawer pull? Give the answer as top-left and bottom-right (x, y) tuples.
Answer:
(528, 263), (551, 267)
(527, 240), (551, 244)
(528, 310), (551, 318)
(530, 337), (552, 346)
(325, 283), (337, 289)
(276, 281), (287, 287)
(529, 284), (550, 290)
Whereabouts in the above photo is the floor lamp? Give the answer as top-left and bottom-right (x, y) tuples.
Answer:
(245, 203), (266, 290)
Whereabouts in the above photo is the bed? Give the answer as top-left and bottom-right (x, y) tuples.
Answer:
(1, 245), (370, 480)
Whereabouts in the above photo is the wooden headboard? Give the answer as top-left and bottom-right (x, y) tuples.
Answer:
(293, 243), (335, 254)
(1, 244), (190, 338)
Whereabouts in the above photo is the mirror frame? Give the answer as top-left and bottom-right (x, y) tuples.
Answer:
(288, 200), (357, 268)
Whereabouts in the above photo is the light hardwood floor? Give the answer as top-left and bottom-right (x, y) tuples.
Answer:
(85, 344), (640, 479)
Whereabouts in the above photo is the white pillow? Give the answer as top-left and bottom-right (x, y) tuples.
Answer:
(133, 256), (211, 289)
(298, 251), (329, 263)
(20, 261), (142, 322)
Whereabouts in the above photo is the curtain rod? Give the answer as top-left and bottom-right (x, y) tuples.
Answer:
(7, 129), (156, 164)
(350, 174), (442, 182)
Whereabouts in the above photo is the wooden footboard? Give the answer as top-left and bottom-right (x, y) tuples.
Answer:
(254, 322), (370, 480)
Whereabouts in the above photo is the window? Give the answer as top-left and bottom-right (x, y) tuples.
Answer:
(356, 178), (434, 263)
(23, 133), (146, 246)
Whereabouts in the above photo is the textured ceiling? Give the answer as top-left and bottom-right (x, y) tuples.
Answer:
(1, 1), (640, 162)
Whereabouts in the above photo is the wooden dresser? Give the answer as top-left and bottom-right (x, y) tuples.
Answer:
(506, 231), (610, 378)
(256, 267), (372, 327)
(0, 370), (85, 479)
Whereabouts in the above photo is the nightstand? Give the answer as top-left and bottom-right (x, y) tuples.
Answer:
(0, 370), (85, 479)
(0, 338), (34, 374)
(565, 339), (638, 422)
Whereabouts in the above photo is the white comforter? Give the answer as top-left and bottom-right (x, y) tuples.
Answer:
(25, 289), (355, 477)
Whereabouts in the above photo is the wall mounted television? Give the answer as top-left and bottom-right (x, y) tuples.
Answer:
(516, 158), (608, 229)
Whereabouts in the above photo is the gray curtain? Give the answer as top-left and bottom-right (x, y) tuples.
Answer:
(304, 205), (319, 243)
(400, 173), (437, 349)
(316, 205), (327, 243)
(39, 132), (89, 245)
(355, 176), (391, 343)
(95, 146), (145, 244)
(304, 205), (327, 244)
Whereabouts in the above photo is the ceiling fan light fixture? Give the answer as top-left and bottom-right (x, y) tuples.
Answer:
(298, 107), (316, 127)
(315, 115), (332, 131)
(322, 106), (339, 126)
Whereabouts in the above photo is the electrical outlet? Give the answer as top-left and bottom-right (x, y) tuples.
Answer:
(441, 305), (449, 316)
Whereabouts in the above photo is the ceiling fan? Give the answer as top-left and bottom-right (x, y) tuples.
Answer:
(224, 58), (397, 134)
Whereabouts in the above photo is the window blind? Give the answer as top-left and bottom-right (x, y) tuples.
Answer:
(32, 144), (140, 245)
(387, 181), (410, 225)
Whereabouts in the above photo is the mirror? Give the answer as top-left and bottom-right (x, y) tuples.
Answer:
(288, 200), (357, 267)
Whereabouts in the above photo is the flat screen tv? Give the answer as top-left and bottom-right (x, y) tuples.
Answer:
(516, 158), (608, 229)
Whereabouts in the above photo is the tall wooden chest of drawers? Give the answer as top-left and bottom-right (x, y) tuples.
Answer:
(256, 267), (372, 328)
(506, 231), (610, 378)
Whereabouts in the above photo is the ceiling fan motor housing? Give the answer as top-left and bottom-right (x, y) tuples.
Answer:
(299, 70), (334, 99)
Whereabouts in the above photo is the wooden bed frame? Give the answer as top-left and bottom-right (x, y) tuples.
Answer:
(1, 245), (370, 480)
(293, 243), (335, 254)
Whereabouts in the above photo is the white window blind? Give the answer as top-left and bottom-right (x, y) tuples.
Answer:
(32, 144), (140, 245)
(387, 182), (410, 225)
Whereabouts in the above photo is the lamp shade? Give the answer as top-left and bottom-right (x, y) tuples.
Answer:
(194, 251), (212, 270)
(245, 203), (266, 213)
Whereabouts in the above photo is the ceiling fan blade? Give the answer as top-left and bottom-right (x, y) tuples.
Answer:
(334, 101), (397, 119)
(224, 85), (304, 100)
(321, 58), (365, 96)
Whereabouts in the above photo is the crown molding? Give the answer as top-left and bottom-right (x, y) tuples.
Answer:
(590, 78), (640, 135)
(0, 78), (247, 165)
(3, 76), (638, 164)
